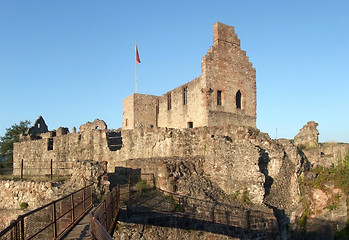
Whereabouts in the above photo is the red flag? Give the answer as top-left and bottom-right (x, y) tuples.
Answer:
(136, 45), (141, 64)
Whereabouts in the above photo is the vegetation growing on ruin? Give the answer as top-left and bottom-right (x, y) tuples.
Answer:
(297, 175), (311, 233)
(309, 151), (349, 195)
(135, 180), (152, 192)
(298, 150), (349, 237)
(20, 202), (29, 210)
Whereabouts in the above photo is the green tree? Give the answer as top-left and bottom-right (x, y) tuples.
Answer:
(0, 120), (30, 166)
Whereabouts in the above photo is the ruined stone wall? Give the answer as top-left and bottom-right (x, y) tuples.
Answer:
(0, 181), (56, 232)
(13, 130), (120, 176)
(0, 180), (55, 211)
(109, 125), (305, 207)
(122, 94), (135, 130)
(118, 127), (208, 161)
(294, 121), (319, 149)
(13, 123), (305, 209)
(303, 143), (349, 168)
(134, 94), (158, 128)
(122, 94), (159, 129)
(157, 77), (208, 129)
(202, 22), (257, 126)
(208, 110), (256, 127)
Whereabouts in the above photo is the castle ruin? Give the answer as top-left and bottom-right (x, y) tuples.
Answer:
(13, 22), (265, 200)
(123, 22), (256, 130)
(7, 22), (349, 239)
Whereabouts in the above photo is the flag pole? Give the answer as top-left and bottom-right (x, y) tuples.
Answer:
(135, 42), (138, 93)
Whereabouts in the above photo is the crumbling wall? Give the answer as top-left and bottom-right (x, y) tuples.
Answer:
(13, 129), (120, 176)
(111, 125), (306, 208)
(302, 143), (349, 168)
(294, 121), (319, 150)
(203, 22), (257, 126)
(79, 119), (107, 132)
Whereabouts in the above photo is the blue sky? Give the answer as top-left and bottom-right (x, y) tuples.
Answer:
(0, 1), (348, 142)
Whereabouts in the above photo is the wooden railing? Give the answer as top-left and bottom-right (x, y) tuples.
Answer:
(0, 184), (93, 240)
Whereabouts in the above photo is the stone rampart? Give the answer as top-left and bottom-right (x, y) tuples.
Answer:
(13, 123), (305, 208)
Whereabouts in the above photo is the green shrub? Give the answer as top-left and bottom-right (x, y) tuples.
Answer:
(135, 180), (151, 192)
(229, 191), (240, 200)
(242, 189), (250, 204)
(20, 202), (29, 210)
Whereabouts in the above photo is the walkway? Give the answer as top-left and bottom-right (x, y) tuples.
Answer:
(62, 208), (94, 240)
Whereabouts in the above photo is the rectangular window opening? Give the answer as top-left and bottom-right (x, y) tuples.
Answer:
(167, 93), (172, 110)
(183, 87), (188, 105)
(217, 90), (222, 105)
(47, 138), (53, 151)
(188, 122), (193, 128)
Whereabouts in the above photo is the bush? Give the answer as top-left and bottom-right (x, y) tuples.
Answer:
(135, 180), (151, 192)
(20, 202), (29, 210)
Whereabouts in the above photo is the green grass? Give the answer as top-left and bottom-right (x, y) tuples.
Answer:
(0, 173), (69, 182)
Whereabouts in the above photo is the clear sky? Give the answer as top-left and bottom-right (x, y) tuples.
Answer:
(0, 1), (348, 143)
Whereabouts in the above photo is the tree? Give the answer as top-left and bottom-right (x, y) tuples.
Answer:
(0, 120), (30, 166)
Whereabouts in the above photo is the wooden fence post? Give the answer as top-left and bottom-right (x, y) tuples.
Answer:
(50, 159), (53, 182)
(128, 174), (131, 197)
(52, 201), (57, 238)
(70, 194), (75, 223)
(20, 159), (23, 180)
(20, 216), (24, 240)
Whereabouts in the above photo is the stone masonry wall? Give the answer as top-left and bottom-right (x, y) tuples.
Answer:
(134, 94), (158, 128)
(122, 94), (135, 130)
(0, 180), (56, 231)
(13, 130), (120, 176)
(0, 181), (55, 211)
(14, 123), (305, 208)
(122, 94), (159, 129)
(294, 121), (319, 149)
(202, 22), (257, 125)
(158, 77), (208, 129)
(303, 143), (349, 168)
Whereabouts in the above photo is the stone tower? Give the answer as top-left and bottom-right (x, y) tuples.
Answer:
(123, 22), (256, 129)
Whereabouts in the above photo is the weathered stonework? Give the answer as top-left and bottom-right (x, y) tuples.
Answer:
(302, 143), (349, 168)
(123, 22), (256, 130)
(294, 121), (319, 150)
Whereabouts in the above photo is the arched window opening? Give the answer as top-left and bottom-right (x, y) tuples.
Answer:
(236, 90), (242, 109)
